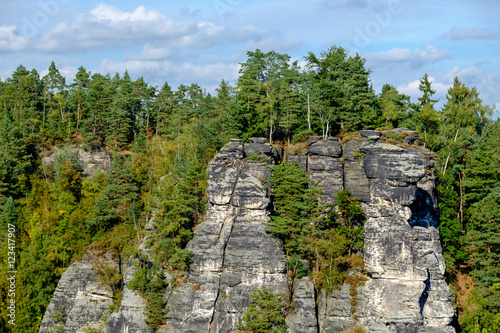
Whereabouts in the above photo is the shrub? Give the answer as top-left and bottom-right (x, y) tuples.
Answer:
(237, 286), (288, 333)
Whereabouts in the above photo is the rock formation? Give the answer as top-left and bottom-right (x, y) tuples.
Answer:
(39, 252), (152, 333)
(161, 138), (288, 333)
(41, 132), (455, 333)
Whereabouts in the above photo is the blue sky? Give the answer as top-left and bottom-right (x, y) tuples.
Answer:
(1, 0), (499, 116)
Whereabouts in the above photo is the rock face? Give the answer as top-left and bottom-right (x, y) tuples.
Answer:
(287, 135), (455, 333)
(42, 146), (113, 177)
(41, 134), (455, 333)
(307, 136), (344, 204)
(40, 253), (151, 333)
(286, 277), (318, 333)
(161, 139), (288, 333)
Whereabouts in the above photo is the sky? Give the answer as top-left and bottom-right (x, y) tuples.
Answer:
(0, 0), (499, 117)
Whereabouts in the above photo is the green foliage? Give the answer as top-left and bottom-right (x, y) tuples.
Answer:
(305, 45), (378, 133)
(268, 162), (365, 290)
(267, 161), (319, 256)
(88, 155), (139, 234)
(288, 254), (307, 281)
(460, 288), (500, 332)
(237, 286), (288, 333)
(129, 262), (167, 330)
(329, 190), (366, 255)
(377, 84), (413, 129)
(0, 47), (498, 331)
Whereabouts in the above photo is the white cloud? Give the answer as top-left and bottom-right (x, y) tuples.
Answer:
(0, 25), (29, 52)
(36, 4), (263, 53)
(365, 44), (452, 68)
(95, 58), (240, 89)
(443, 27), (499, 40)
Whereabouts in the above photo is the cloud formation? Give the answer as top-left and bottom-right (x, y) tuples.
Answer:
(36, 4), (263, 53)
(365, 44), (452, 68)
(95, 58), (240, 89)
(443, 27), (499, 40)
(0, 25), (29, 52)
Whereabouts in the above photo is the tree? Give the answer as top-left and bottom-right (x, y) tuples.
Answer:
(305, 45), (377, 134)
(439, 77), (491, 176)
(236, 49), (268, 139)
(415, 74), (439, 146)
(0, 111), (32, 202)
(43, 62), (67, 140)
(69, 66), (90, 136)
(267, 162), (317, 256)
(237, 286), (288, 333)
(378, 84), (412, 128)
(88, 155), (139, 233)
(106, 71), (135, 148)
(154, 82), (175, 136)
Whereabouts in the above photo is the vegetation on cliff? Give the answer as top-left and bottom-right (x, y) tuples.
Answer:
(0, 45), (498, 331)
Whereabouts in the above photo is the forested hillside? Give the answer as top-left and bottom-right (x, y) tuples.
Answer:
(0, 46), (498, 331)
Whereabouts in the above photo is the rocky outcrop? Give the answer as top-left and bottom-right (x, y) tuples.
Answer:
(102, 262), (153, 333)
(307, 136), (344, 204)
(40, 253), (151, 333)
(42, 133), (455, 333)
(161, 139), (288, 333)
(39, 253), (116, 332)
(287, 277), (318, 333)
(287, 135), (455, 333)
(42, 146), (113, 177)
(355, 142), (454, 332)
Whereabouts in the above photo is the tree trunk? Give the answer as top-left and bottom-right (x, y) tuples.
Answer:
(443, 127), (460, 176)
(307, 94), (311, 130)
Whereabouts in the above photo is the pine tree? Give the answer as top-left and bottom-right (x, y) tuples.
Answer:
(0, 111), (32, 202)
(305, 46), (377, 133)
(88, 155), (139, 233)
(415, 74), (439, 146)
(378, 84), (412, 128)
(69, 66), (90, 136)
(106, 71), (135, 148)
(237, 286), (288, 333)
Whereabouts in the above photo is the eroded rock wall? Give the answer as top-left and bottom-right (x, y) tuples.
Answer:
(288, 133), (455, 333)
(41, 133), (455, 333)
(40, 253), (152, 333)
(161, 138), (288, 333)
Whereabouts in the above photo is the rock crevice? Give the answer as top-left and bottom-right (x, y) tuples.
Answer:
(41, 133), (455, 333)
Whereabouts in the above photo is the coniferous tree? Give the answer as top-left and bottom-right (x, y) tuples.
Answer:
(0, 111), (32, 202)
(305, 46), (377, 133)
(89, 155), (139, 233)
(378, 84), (412, 128)
(414, 74), (439, 146)
(69, 66), (90, 136)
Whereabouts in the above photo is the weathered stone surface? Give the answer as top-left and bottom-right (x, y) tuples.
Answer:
(42, 146), (113, 178)
(308, 137), (343, 204)
(103, 261), (153, 333)
(42, 135), (455, 333)
(161, 140), (288, 333)
(244, 142), (272, 157)
(318, 284), (355, 332)
(308, 136), (342, 157)
(248, 137), (266, 144)
(360, 130), (382, 140)
(40, 254), (118, 333)
(206, 140), (244, 205)
(287, 277), (318, 333)
(287, 152), (308, 173)
(343, 140), (371, 202)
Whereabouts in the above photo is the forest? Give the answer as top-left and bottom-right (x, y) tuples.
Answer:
(0, 45), (498, 332)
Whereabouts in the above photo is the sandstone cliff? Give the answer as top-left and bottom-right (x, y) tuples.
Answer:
(40, 133), (455, 332)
